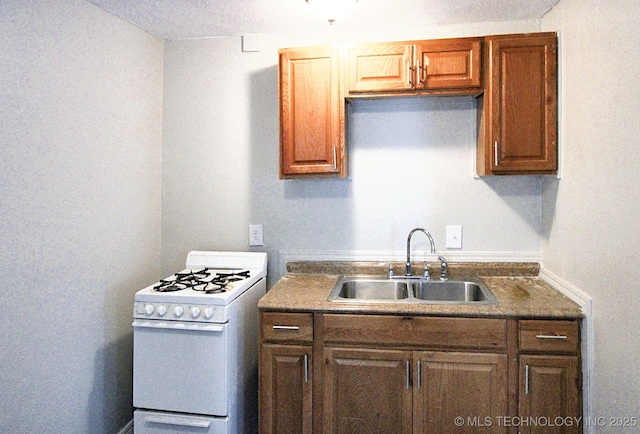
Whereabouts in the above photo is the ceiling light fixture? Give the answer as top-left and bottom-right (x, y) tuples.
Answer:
(306, 0), (358, 25)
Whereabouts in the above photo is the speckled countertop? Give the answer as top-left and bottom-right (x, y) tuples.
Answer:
(258, 262), (583, 319)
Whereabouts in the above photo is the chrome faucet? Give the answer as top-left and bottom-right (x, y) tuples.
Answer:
(406, 228), (436, 277)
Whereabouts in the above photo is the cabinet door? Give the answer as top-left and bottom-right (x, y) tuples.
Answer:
(415, 38), (482, 89)
(279, 46), (345, 178)
(323, 347), (413, 434)
(347, 43), (414, 92)
(478, 33), (557, 174)
(414, 351), (508, 434)
(260, 344), (312, 434)
(519, 355), (581, 434)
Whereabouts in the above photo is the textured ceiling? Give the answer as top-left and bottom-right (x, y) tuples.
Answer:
(86, 0), (561, 40)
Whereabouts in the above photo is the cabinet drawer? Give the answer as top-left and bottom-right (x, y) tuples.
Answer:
(262, 312), (313, 343)
(323, 314), (506, 350)
(519, 320), (580, 354)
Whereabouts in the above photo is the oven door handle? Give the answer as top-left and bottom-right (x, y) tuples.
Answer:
(143, 413), (211, 428)
(132, 320), (225, 332)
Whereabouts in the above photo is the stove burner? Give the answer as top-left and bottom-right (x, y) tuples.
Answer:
(152, 268), (251, 293)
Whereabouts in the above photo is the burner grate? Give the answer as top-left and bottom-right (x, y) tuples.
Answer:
(153, 268), (251, 293)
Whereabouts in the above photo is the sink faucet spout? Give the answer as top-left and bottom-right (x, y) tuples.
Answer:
(406, 228), (436, 276)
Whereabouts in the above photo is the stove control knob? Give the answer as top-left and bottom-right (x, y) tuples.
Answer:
(157, 305), (167, 316)
(144, 304), (155, 315)
(203, 307), (215, 319)
(191, 306), (201, 319)
(174, 305), (184, 317)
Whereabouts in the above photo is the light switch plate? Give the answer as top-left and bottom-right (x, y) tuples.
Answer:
(242, 34), (261, 52)
(446, 225), (462, 249)
(249, 224), (264, 246)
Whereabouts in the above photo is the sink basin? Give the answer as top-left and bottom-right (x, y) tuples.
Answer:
(412, 278), (496, 303)
(328, 276), (498, 305)
(335, 279), (410, 301)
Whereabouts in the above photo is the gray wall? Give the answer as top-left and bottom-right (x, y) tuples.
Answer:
(541, 0), (640, 428)
(161, 21), (546, 282)
(0, 1), (163, 432)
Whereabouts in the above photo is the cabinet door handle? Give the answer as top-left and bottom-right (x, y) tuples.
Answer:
(536, 334), (568, 340)
(416, 61), (422, 85)
(332, 145), (337, 171)
(416, 360), (421, 389)
(494, 141), (499, 167)
(304, 354), (309, 383)
(525, 364), (530, 395)
(421, 57), (428, 84)
(406, 360), (411, 389)
(272, 325), (300, 331)
(407, 61), (414, 88)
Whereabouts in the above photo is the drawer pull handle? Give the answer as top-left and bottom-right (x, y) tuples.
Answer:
(536, 334), (568, 340)
(272, 325), (300, 331)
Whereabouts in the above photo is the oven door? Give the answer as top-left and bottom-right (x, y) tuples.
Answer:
(133, 319), (229, 416)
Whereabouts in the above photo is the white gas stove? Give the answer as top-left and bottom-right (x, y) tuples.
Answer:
(134, 251), (267, 323)
(133, 251), (267, 434)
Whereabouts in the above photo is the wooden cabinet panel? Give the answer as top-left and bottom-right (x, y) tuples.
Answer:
(279, 46), (345, 178)
(261, 312), (313, 343)
(347, 43), (414, 92)
(519, 320), (580, 354)
(519, 355), (581, 434)
(260, 344), (312, 434)
(323, 347), (413, 434)
(478, 33), (557, 175)
(415, 38), (482, 89)
(323, 314), (506, 350)
(347, 38), (482, 94)
(414, 351), (508, 433)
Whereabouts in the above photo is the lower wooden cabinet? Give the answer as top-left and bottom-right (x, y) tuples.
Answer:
(259, 312), (582, 433)
(519, 355), (581, 434)
(259, 312), (313, 434)
(415, 351), (508, 433)
(323, 347), (508, 433)
(323, 347), (413, 434)
(260, 344), (312, 434)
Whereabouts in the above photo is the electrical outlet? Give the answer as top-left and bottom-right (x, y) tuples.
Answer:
(249, 224), (264, 246)
(446, 225), (462, 249)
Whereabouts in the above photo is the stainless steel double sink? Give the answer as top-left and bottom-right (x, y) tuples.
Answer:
(328, 275), (498, 305)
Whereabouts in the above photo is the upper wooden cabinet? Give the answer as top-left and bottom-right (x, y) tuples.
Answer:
(278, 32), (558, 178)
(415, 38), (482, 90)
(279, 45), (346, 178)
(347, 37), (482, 94)
(477, 33), (558, 175)
(347, 43), (414, 92)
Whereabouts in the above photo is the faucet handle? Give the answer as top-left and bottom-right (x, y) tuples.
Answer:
(387, 263), (395, 278)
(437, 256), (448, 281)
(422, 262), (430, 279)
